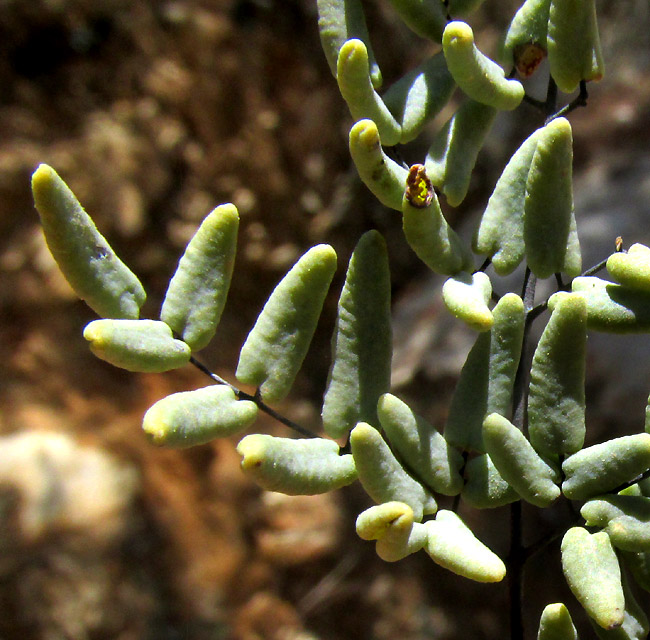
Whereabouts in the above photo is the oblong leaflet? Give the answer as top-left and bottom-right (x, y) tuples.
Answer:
(143, 385), (258, 447)
(377, 393), (464, 496)
(350, 422), (437, 521)
(424, 510), (506, 582)
(236, 244), (337, 403)
(561, 527), (624, 630)
(161, 204), (238, 351)
(528, 293), (587, 460)
(83, 319), (190, 372)
(483, 412), (560, 507)
(322, 231), (392, 438)
(32, 164), (146, 319)
(237, 435), (357, 495)
(442, 21), (524, 110)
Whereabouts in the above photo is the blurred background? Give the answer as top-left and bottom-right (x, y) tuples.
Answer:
(1, 0), (649, 638)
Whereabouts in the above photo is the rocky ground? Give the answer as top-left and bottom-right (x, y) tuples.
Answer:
(1, 1), (650, 639)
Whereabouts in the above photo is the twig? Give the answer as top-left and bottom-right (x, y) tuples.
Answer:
(610, 467), (650, 495)
(508, 267), (538, 640)
(580, 257), (609, 278)
(545, 81), (589, 124)
(528, 301), (548, 324)
(524, 511), (582, 562)
(475, 257), (493, 273)
(189, 356), (320, 439)
(544, 77), (558, 118)
(509, 500), (524, 640)
(512, 268), (537, 429)
(522, 94), (546, 110)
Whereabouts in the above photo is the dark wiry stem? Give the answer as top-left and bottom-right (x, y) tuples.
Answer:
(524, 510), (581, 562)
(508, 267), (538, 640)
(509, 500), (524, 640)
(578, 237), (623, 279)
(475, 257), (493, 273)
(545, 81), (588, 124)
(580, 257), (609, 278)
(527, 245), (622, 318)
(528, 301), (548, 324)
(522, 94), (546, 110)
(522, 76), (558, 118)
(189, 356), (320, 439)
(611, 467), (650, 495)
(512, 268), (537, 429)
(544, 77), (559, 118)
